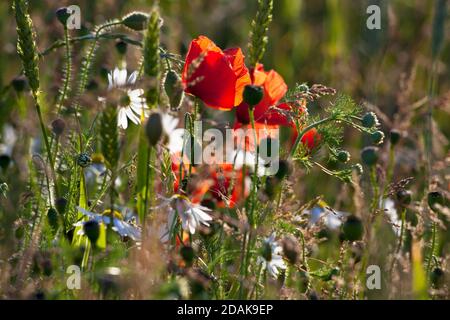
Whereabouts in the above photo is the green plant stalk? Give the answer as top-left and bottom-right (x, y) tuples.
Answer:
(426, 222), (438, 276)
(56, 26), (72, 114)
(369, 166), (379, 211)
(289, 116), (334, 159)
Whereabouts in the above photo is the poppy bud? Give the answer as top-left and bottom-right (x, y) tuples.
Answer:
(431, 268), (445, 288)
(428, 191), (445, 211)
(371, 130), (385, 145)
(389, 129), (401, 145)
(164, 70), (184, 111)
(145, 112), (163, 147)
(337, 150), (350, 163)
(115, 40), (127, 56)
(282, 235), (300, 264)
(15, 225), (25, 239)
(0, 154), (11, 171)
(11, 75), (27, 93)
(362, 112), (379, 128)
(275, 159), (292, 180)
(83, 220), (100, 244)
(342, 215), (364, 242)
(361, 146), (378, 166)
(55, 7), (70, 26)
(264, 176), (278, 199)
(55, 197), (67, 215)
(396, 189), (412, 206)
(47, 208), (59, 231)
(180, 245), (195, 266)
(243, 85), (264, 107)
(51, 118), (66, 136)
(77, 153), (91, 168)
(122, 12), (150, 31)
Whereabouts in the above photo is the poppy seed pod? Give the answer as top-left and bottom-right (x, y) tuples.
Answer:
(55, 7), (70, 26)
(164, 70), (184, 111)
(47, 208), (58, 231)
(371, 130), (385, 145)
(361, 112), (379, 128)
(389, 129), (401, 145)
(11, 75), (27, 93)
(396, 189), (412, 206)
(83, 220), (100, 245)
(243, 85), (264, 107)
(115, 40), (127, 55)
(0, 154), (11, 171)
(122, 12), (150, 31)
(431, 268), (445, 288)
(275, 159), (292, 180)
(55, 197), (67, 215)
(180, 245), (195, 266)
(51, 118), (66, 136)
(337, 150), (350, 163)
(145, 112), (163, 147)
(361, 146), (378, 166)
(428, 191), (445, 211)
(342, 215), (364, 242)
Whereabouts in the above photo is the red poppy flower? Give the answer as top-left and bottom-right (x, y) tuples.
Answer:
(182, 36), (251, 110)
(300, 128), (321, 150)
(235, 64), (290, 126)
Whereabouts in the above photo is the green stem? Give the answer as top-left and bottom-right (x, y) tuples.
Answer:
(289, 116), (334, 159)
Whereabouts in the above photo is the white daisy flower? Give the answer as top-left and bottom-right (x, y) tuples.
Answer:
(257, 233), (287, 278)
(75, 206), (141, 241)
(161, 113), (185, 154)
(105, 67), (148, 130)
(157, 195), (213, 235)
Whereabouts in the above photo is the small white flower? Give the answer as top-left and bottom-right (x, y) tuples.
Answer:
(157, 195), (213, 235)
(384, 198), (401, 236)
(161, 113), (185, 154)
(257, 233), (286, 278)
(105, 67), (148, 130)
(306, 206), (345, 230)
(75, 206), (141, 241)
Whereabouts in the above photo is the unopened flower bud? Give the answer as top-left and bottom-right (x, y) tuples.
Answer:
(371, 130), (385, 145)
(180, 245), (195, 266)
(11, 75), (27, 93)
(428, 191), (445, 211)
(47, 208), (59, 231)
(51, 118), (66, 136)
(361, 146), (378, 166)
(342, 215), (364, 242)
(0, 154), (11, 171)
(361, 112), (379, 128)
(145, 112), (163, 146)
(389, 129), (401, 145)
(122, 12), (150, 31)
(396, 189), (412, 206)
(56, 7), (70, 26)
(243, 85), (264, 107)
(164, 70), (184, 111)
(275, 159), (292, 180)
(83, 220), (100, 244)
(115, 40), (128, 55)
(55, 197), (67, 215)
(337, 150), (350, 163)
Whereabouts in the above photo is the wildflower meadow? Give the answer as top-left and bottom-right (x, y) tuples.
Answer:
(0, 0), (449, 305)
